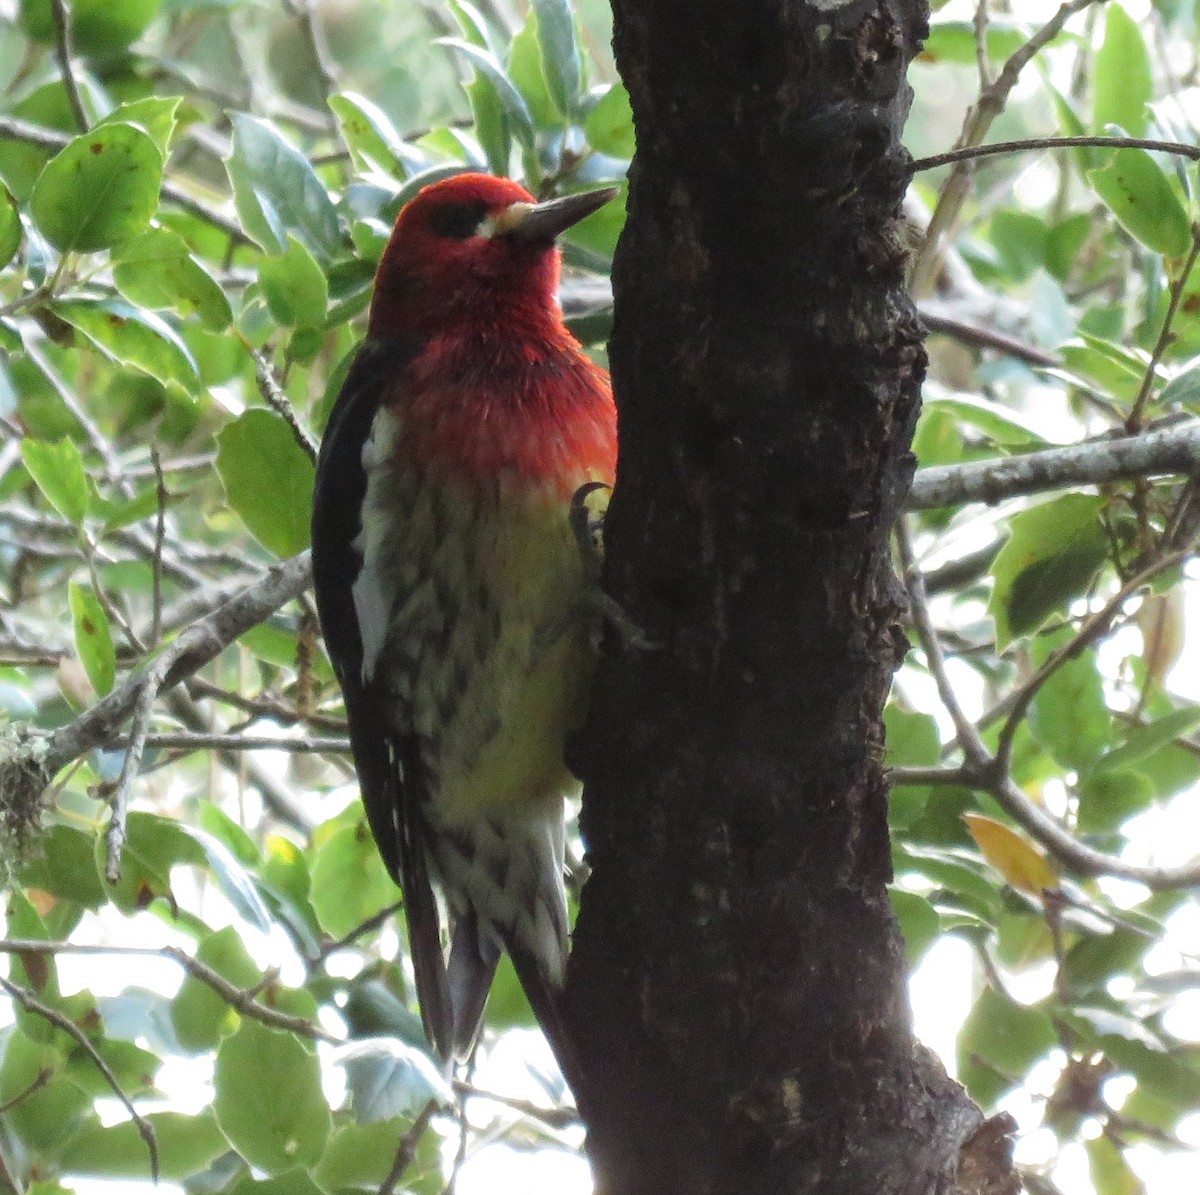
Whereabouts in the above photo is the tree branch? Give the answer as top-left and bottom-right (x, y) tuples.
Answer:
(910, 133), (1200, 175)
(907, 421), (1200, 510)
(909, 0), (1107, 294)
(898, 524), (1200, 891)
(0, 939), (337, 1042)
(49, 0), (89, 133)
(1, 553), (312, 815)
(0, 974), (159, 1182)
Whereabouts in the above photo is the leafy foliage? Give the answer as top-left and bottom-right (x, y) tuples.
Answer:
(0, 1), (1197, 1193)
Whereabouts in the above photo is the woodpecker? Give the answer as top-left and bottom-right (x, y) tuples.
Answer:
(311, 174), (617, 1077)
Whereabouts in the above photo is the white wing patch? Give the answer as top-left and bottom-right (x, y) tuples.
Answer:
(352, 407), (404, 683)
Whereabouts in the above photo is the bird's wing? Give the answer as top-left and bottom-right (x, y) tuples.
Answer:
(311, 337), (454, 1061)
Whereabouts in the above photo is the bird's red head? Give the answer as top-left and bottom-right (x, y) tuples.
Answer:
(368, 173), (615, 339)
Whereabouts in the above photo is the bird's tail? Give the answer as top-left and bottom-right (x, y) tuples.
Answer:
(505, 941), (586, 1104)
(448, 910), (500, 1060)
(447, 913), (584, 1102)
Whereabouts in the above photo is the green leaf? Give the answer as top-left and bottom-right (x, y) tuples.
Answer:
(1028, 644), (1110, 771)
(958, 987), (1057, 1106)
(341, 1039), (451, 1123)
(1094, 5), (1153, 138)
(20, 437), (89, 524)
(0, 1032), (93, 1154)
(214, 1020), (331, 1175)
(1093, 704), (1200, 773)
(884, 705), (940, 829)
(314, 1118), (439, 1190)
(19, 0), (161, 55)
(920, 19), (1027, 65)
(987, 495), (1107, 648)
(230, 1172), (328, 1195)
(1077, 767), (1155, 834)
(52, 297), (200, 389)
(508, 12), (560, 131)
(114, 229), (232, 332)
(1064, 929), (1149, 994)
(96, 96), (182, 157)
(329, 92), (407, 174)
(989, 209), (1046, 283)
(225, 114), (341, 260)
(6, 892), (63, 1015)
(258, 235), (329, 329)
(19, 823), (106, 908)
(1103, 1036), (1200, 1108)
(923, 393), (1050, 448)
(584, 83), (635, 158)
(440, 40), (536, 150)
(61, 1111), (226, 1180)
(170, 927), (262, 1054)
(1157, 362), (1200, 409)
(1045, 212), (1092, 281)
(1086, 1135), (1144, 1195)
(309, 820), (397, 939)
(532, 0), (582, 119)
(30, 123), (162, 253)
(563, 182), (626, 261)
(1088, 150), (1192, 258)
(889, 887), (940, 964)
(181, 825), (273, 932)
(69, 582), (115, 697)
(0, 183), (21, 271)
(216, 409), (315, 558)
(99, 810), (204, 912)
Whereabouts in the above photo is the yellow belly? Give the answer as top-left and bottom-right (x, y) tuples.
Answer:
(356, 434), (606, 823)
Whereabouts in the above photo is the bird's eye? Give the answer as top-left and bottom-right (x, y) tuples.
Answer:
(427, 200), (490, 240)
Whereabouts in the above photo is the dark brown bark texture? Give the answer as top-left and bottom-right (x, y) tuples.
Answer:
(563, 2), (1015, 1194)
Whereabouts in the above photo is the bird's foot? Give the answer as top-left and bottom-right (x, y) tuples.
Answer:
(569, 481), (609, 584)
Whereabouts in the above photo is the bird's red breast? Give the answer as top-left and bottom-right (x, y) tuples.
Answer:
(387, 328), (615, 497)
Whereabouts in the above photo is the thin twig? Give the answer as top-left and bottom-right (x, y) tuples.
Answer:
(910, 0), (1108, 294)
(1128, 229), (1200, 432)
(889, 765), (971, 787)
(992, 550), (1191, 777)
(0, 1067), (53, 1115)
(973, 0), (993, 91)
(186, 676), (348, 731)
(150, 446), (167, 646)
(898, 522), (1200, 890)
(0, 975), (159, 1182)
(920, 308), (1059, 368)
(910, 133), (1200, 175)
(317, 902), (404, 964)
(451, 1079), (580, 1129)
(113, 731), (350, 754)
(49, 0), (89, 133)
(106, 651), (174, 882)
(379, 1099), (439, 1195)
(899, 520), (990, 766)
(8, 553), (311, 787)
(251, 348), (319, 464)
(0, 939), (337, 1041)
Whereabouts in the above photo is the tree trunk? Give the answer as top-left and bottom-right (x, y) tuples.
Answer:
(563, 2), (1018, 1193)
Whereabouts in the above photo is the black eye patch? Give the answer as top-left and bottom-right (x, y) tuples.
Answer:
(427, 200), (491, 239)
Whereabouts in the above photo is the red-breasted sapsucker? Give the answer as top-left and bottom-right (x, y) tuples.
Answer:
(311, 174), (617, 1077)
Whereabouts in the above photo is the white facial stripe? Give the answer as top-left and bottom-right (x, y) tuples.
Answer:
(478, 202), (535, 239)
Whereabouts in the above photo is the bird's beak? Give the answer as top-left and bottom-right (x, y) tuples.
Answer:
(492, 187), (619, 244)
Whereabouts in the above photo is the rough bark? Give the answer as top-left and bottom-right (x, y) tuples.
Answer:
(563, 2), (1017, 1194)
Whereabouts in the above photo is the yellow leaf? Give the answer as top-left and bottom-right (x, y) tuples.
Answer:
(1138, 591), (1184, 691)
(962, 812), (1059, 898)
